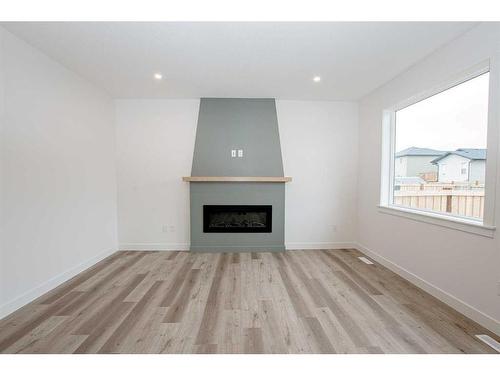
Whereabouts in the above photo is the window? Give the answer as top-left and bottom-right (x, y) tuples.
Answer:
(460, 162), (468, 176)
(381, 66), (495, 232)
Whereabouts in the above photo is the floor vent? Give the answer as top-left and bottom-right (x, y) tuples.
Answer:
(475, 334), (500, 352)
(358, 256), (374, 265)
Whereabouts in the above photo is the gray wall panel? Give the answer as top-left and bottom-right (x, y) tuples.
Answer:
(191, 98), (284, 176)
(190, 183), (285, 252)
(190, 98), (285, 252)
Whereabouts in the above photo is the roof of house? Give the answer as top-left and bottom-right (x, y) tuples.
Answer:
(431, 148), (486, 164)
(395, 147), (446, 158)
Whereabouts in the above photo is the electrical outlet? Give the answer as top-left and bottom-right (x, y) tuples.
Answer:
(162, 225), (169, 233)
(169, 225), (176, 232)
(238, 149), (243, 157)
(231, 149), (237, 158)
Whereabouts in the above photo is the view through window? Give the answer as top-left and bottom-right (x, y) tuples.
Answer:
(393, 72), (489, 221)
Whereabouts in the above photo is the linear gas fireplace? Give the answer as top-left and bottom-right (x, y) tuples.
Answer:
(203, 205), (272, 233)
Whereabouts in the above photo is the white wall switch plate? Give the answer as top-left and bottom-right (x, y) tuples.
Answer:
(238, 149), (243, 157)
(231, 149), (237, 158)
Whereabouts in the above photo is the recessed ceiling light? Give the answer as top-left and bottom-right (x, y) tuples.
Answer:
(154, 73), (163, 80)
(313, 76), (321, 83)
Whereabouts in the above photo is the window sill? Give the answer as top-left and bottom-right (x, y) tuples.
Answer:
(377, 205), (496, 238)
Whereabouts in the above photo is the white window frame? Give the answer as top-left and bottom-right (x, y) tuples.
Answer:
(379, 60), (498, 238)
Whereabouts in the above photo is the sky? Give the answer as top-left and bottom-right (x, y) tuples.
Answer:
(395, 72), (489, 152)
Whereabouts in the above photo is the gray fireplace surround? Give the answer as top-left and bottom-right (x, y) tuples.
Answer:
(189, 98), (286, 252)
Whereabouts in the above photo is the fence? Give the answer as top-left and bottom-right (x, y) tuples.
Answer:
(394, 183), (485, 219)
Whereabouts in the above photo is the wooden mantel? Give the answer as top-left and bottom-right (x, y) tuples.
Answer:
(182, 176), (292, 183)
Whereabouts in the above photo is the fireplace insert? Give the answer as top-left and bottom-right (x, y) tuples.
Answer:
(203, 205), (272, 233)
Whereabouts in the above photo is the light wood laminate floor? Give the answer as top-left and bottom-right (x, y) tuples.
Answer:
(0, 249), (498, 354)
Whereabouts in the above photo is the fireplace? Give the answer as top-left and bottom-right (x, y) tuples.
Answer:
(203, 205), (272, 233)
(188, 98), (286, 252)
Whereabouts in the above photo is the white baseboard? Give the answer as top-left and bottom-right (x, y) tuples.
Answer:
(119, 243), (190, 251)
(120, 242), (356, 251)
(0, 248), (116, 320)
(354, 242), (500, 337)
(285, 242), (357, 250)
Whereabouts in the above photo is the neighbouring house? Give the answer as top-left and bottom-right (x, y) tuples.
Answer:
(394, 147), (445, 180)
(431, 148), (486, 183)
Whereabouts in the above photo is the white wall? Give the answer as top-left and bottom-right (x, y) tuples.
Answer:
(115, 99), (359, 250)
(0, 28), (118, 318)
(277, 100), (358, 249)
(394, 156), (408, 177)
(357, 23), (500, 334)
(406, 156), (438, 177)
(115, 100), (200, 250)
(395, 156), (438, 178)
(470, 160), (486, 183)
(437, 154), (470, 182)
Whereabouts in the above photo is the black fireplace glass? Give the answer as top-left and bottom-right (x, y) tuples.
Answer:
(203, 205), (272, 233)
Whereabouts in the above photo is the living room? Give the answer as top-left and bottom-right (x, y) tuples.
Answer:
(1, 0), (499, 373)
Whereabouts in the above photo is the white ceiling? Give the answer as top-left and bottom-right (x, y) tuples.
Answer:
(2, 22), (477, 100)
